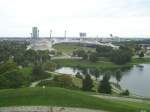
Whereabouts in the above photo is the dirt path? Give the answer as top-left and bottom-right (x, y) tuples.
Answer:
(0, 106), (108, 112)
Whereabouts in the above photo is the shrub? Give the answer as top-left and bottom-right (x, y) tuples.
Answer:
(38, 74), (78, 89)
(0, 70), (26, 89)
(53, 74), (73, 87)
(43, 61), (57, 71)
(75, 72), (83, 79)
(120, 89), (130, 96)
(138, 51), (144, 58)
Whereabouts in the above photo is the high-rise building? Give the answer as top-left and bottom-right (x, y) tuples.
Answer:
(32, 27), (39, 39)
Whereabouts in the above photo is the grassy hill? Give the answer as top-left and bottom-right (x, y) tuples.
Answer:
(0, 87), (150, 112)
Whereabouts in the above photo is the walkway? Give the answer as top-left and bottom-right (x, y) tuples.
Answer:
(30, 77), (53, 87)
(0, 106), (107, 112)
(92, 94), (150, 104)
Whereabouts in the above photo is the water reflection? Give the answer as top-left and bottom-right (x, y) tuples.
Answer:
(54, 64), (150, 97)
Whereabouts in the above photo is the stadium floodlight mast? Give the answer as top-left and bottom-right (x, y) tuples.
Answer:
(97, 35), (99, 41)
(50, 30), (52, 40)
(30, 33), (32, 38)
(64, 30), (66, 40)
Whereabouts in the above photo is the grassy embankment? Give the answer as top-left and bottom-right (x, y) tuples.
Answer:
(53, 59), (133, 70)
(0, 87), (150, 112)
(132, 58), (150, 64)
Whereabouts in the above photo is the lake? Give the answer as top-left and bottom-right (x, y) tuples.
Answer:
(55, 64), (150, 97)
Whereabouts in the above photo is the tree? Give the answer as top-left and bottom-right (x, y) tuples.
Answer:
(82, 74), (93, 91)
(115, 70), (122, 85)
(43, 61), (57, 71)
(96, 45), (113, 57)
(72, 49), (88, 60)
(89, 52), (98, 62)
(75, 72), (83, 79)
(0, 70), (25, 89)
(120, 89), (130, 96)
(90, 68), (100, 80)
(138, 51), (144, 58)
(0, 59), (18, 74)
(110, 49), (132, 65)
(31, 64), (49, 81)
(98, 73), (112, 94)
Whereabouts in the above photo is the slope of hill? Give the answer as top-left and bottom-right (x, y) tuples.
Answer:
(0, 87), (150, 112)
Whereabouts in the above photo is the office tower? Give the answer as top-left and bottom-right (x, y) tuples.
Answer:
(32, 27), (39, 39)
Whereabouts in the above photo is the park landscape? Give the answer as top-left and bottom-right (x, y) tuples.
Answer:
(0, 40), (150, 112)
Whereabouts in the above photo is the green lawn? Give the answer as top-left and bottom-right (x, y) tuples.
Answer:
(53, 59), (132, 70)
(132, 58), (150, 64)
(53, 43), (95, 55)
(0, 87), (150, 112)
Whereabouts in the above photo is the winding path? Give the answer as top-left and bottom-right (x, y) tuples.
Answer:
(30, 77), (53, 87)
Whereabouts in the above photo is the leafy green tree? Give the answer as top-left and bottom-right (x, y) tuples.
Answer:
(0, 59), (18, 74)
(98, 73), (112, 94)
(120, 89), (130, 96)
(110, 49), (132, 65)
(96, 45), (113, 57)
(90, 68), (100, 80)
(31, 64), (49, 81)
(89, 52), (98, 62)
(75, 72), (83, 79)
(0, 70), (25, 89)
(115, 70), (122, 85)
(72, 49), (88, 60)
(82, 74), (93, 91)
(138, 51), (144, 58)
(43, 61), (57, 71)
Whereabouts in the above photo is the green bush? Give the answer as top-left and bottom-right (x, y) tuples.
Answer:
(53, 74), (73, 87)
(120, 89), (130, 96)
(75, 72), (83, 79)
(42, 61), (57, 71)
(0, 70), (27, 89)
(31, 64), (50, 81)
(39, 74), (77, 89)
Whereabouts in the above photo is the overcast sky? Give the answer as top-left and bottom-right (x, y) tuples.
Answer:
(0, 0), (150, 37)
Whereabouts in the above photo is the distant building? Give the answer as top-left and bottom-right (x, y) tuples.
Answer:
(79, 32), (86, 38)
(32, 27), (39, 39)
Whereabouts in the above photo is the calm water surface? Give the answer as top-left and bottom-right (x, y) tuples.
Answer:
(55, 64), (150, 97)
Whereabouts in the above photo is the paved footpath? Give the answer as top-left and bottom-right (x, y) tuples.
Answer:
(0, 106), (108, 112)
